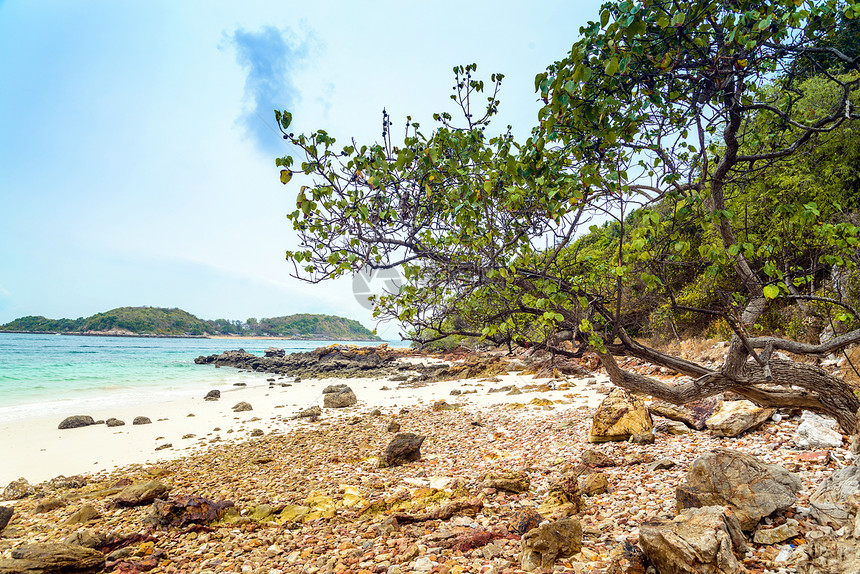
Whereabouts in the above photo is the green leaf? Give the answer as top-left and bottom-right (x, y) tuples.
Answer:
(763, 285), (779, 299)
(605, 57), (619, 76)
(280, 170), (293, 185)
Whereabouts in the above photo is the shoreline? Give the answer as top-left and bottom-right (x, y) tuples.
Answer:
(0, 369), (609, 487)
(0, 331), (384, 342)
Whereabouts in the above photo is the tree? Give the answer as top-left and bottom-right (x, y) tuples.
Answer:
(278, 1), (860, 432)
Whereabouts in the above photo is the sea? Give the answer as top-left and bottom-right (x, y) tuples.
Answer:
(0, 333), (407, 424)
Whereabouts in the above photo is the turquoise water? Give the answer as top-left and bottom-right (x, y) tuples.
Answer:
(0, 333), (404, 423)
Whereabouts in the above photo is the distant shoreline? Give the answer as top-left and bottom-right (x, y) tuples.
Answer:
(0, 330), (382, 341)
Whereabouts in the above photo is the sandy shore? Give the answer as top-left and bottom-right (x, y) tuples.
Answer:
(0, 369), (609, 487)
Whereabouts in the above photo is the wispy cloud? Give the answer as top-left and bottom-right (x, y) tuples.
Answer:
(228, 26), (312, 155)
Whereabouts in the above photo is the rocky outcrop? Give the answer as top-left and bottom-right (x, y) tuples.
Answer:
(322, 384), (357, 408)
(194, 344), (425, 380)
(795, 410), (843, 449)
(378, 433), (425, 468)
(204, 390), (220, 401)
(57, 415), (95, 430)
(113, 480), (170, 507)
(676, 448), (801, 530)
(705, 400), (775, 437)
(519, 518), (582, 571)
(649, 397), (719, 430)
(639, 506), (748, 574)
(264, 347), (285, 358)
(589, 389), (653, 443)
(2, 478), (34, 500)
(132, 416), (151, 425)
(105, 418), (125, 427)
(0, 542), (105, 573)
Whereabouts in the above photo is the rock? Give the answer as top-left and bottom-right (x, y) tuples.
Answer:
(63, 504), (99, 525)
(2, 478), (34, 500)
(204, 389), (221, 401)
(250, 428), (264, 437)
(264, 347), (285, 358)
(581, 472), (609, 496)
(538, 482), (583, 520)
(147, 495), (235, 528)
(705, 400), (775, 437)
(105, 417), (125, 427)
(648, 459), (676, 472)
(639, 506), (747, 574)
(132, 416), (152, 425)
(629, 432), (655, 444)
(0, 506), (12, 532)
(794, 410), (843, 449)
(63, 530), (106, 549)
(655, 419), (692, 435)
(323, 386), (357, 408)
(581, 449), (618, 468)
(297, 405), (321, 419)
(519, 517), (582, 571)
(589, 389), (653, 443)
(0, 542), (105, 573)
(412, 557), (434, 572)
(809, 456), (860, 527)
(57, 415), (95, 430)
(232, 402), (252, 412)
(509, 507), (543, 535)
(113, 480), (170, 507)
(753, 520), (799, 544)
(45, 475), (87, 490)
(387, 421), (401, 433)
(33, 498), (65, 514)
(676, 448), (801, 530)
(481, 471), (530, 493)
(378, 433), (425, 468)
(607, 541), (649, 574)
(648, 397), (720, 430)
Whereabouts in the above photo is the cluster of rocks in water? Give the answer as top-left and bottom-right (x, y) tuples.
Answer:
(193, 345), (441, 381)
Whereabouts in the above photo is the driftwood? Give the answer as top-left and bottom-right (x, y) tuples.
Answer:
(388, 499), (483, 524)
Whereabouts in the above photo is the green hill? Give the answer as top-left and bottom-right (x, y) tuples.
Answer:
(0, 307), (380, 340)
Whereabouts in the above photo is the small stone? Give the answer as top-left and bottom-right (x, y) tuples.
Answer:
(753, 522), (800, 545)
(105, 418), (125, 427)
(581, 472), (609, 496)
(133, 416), (152, 425)
(204, 389), (221, 401)
(232, 402), (253, 412)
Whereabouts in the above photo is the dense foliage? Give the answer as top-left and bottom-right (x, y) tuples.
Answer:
(279, 0), (860, 431)
(0, 308), (379, 340)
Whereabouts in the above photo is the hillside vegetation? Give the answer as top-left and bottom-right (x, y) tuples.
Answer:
(0, 307), (379, 340)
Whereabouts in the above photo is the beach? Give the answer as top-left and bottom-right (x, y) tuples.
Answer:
(0, 348), (855, 573)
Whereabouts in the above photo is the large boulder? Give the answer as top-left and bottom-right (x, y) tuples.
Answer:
(0, 542), (105, 573)
(204, 389), (220, 401)
(639, 506), (748, 574)
(794, 411), (843, 450)
(589, 389), (653, 443)
(0, 506), (12, 532)
(649, 397), (720, 430)
(809, 457), (860, 528)
(57, 415), (95, 430)
(378, 433), (424, 468)
(705, 400), (774, 437)
(519, 518), (582, 571)
(676, 448), (801, 530)
(2, 478), (34, 500)
(113, 480), (170, 507)
(323, 385), (357, 408)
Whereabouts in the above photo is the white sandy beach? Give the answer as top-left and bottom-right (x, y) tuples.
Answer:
(0, 368), (610, 488)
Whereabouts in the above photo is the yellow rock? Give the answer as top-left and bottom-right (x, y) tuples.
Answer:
(278, 504), (310, 523)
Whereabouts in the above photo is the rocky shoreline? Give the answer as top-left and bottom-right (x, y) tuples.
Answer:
(2, 344), (859, 573)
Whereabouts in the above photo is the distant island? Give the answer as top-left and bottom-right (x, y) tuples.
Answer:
(0, 307), (381, 340)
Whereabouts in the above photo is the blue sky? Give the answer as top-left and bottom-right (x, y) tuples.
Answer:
(0, 0), (601, 338)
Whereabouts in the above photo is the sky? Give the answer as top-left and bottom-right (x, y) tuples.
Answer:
(0, 0), (602, 339)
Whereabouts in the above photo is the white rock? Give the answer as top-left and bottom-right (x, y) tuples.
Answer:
(412, 557), (434, 572)
(795, 411), (843, 449)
